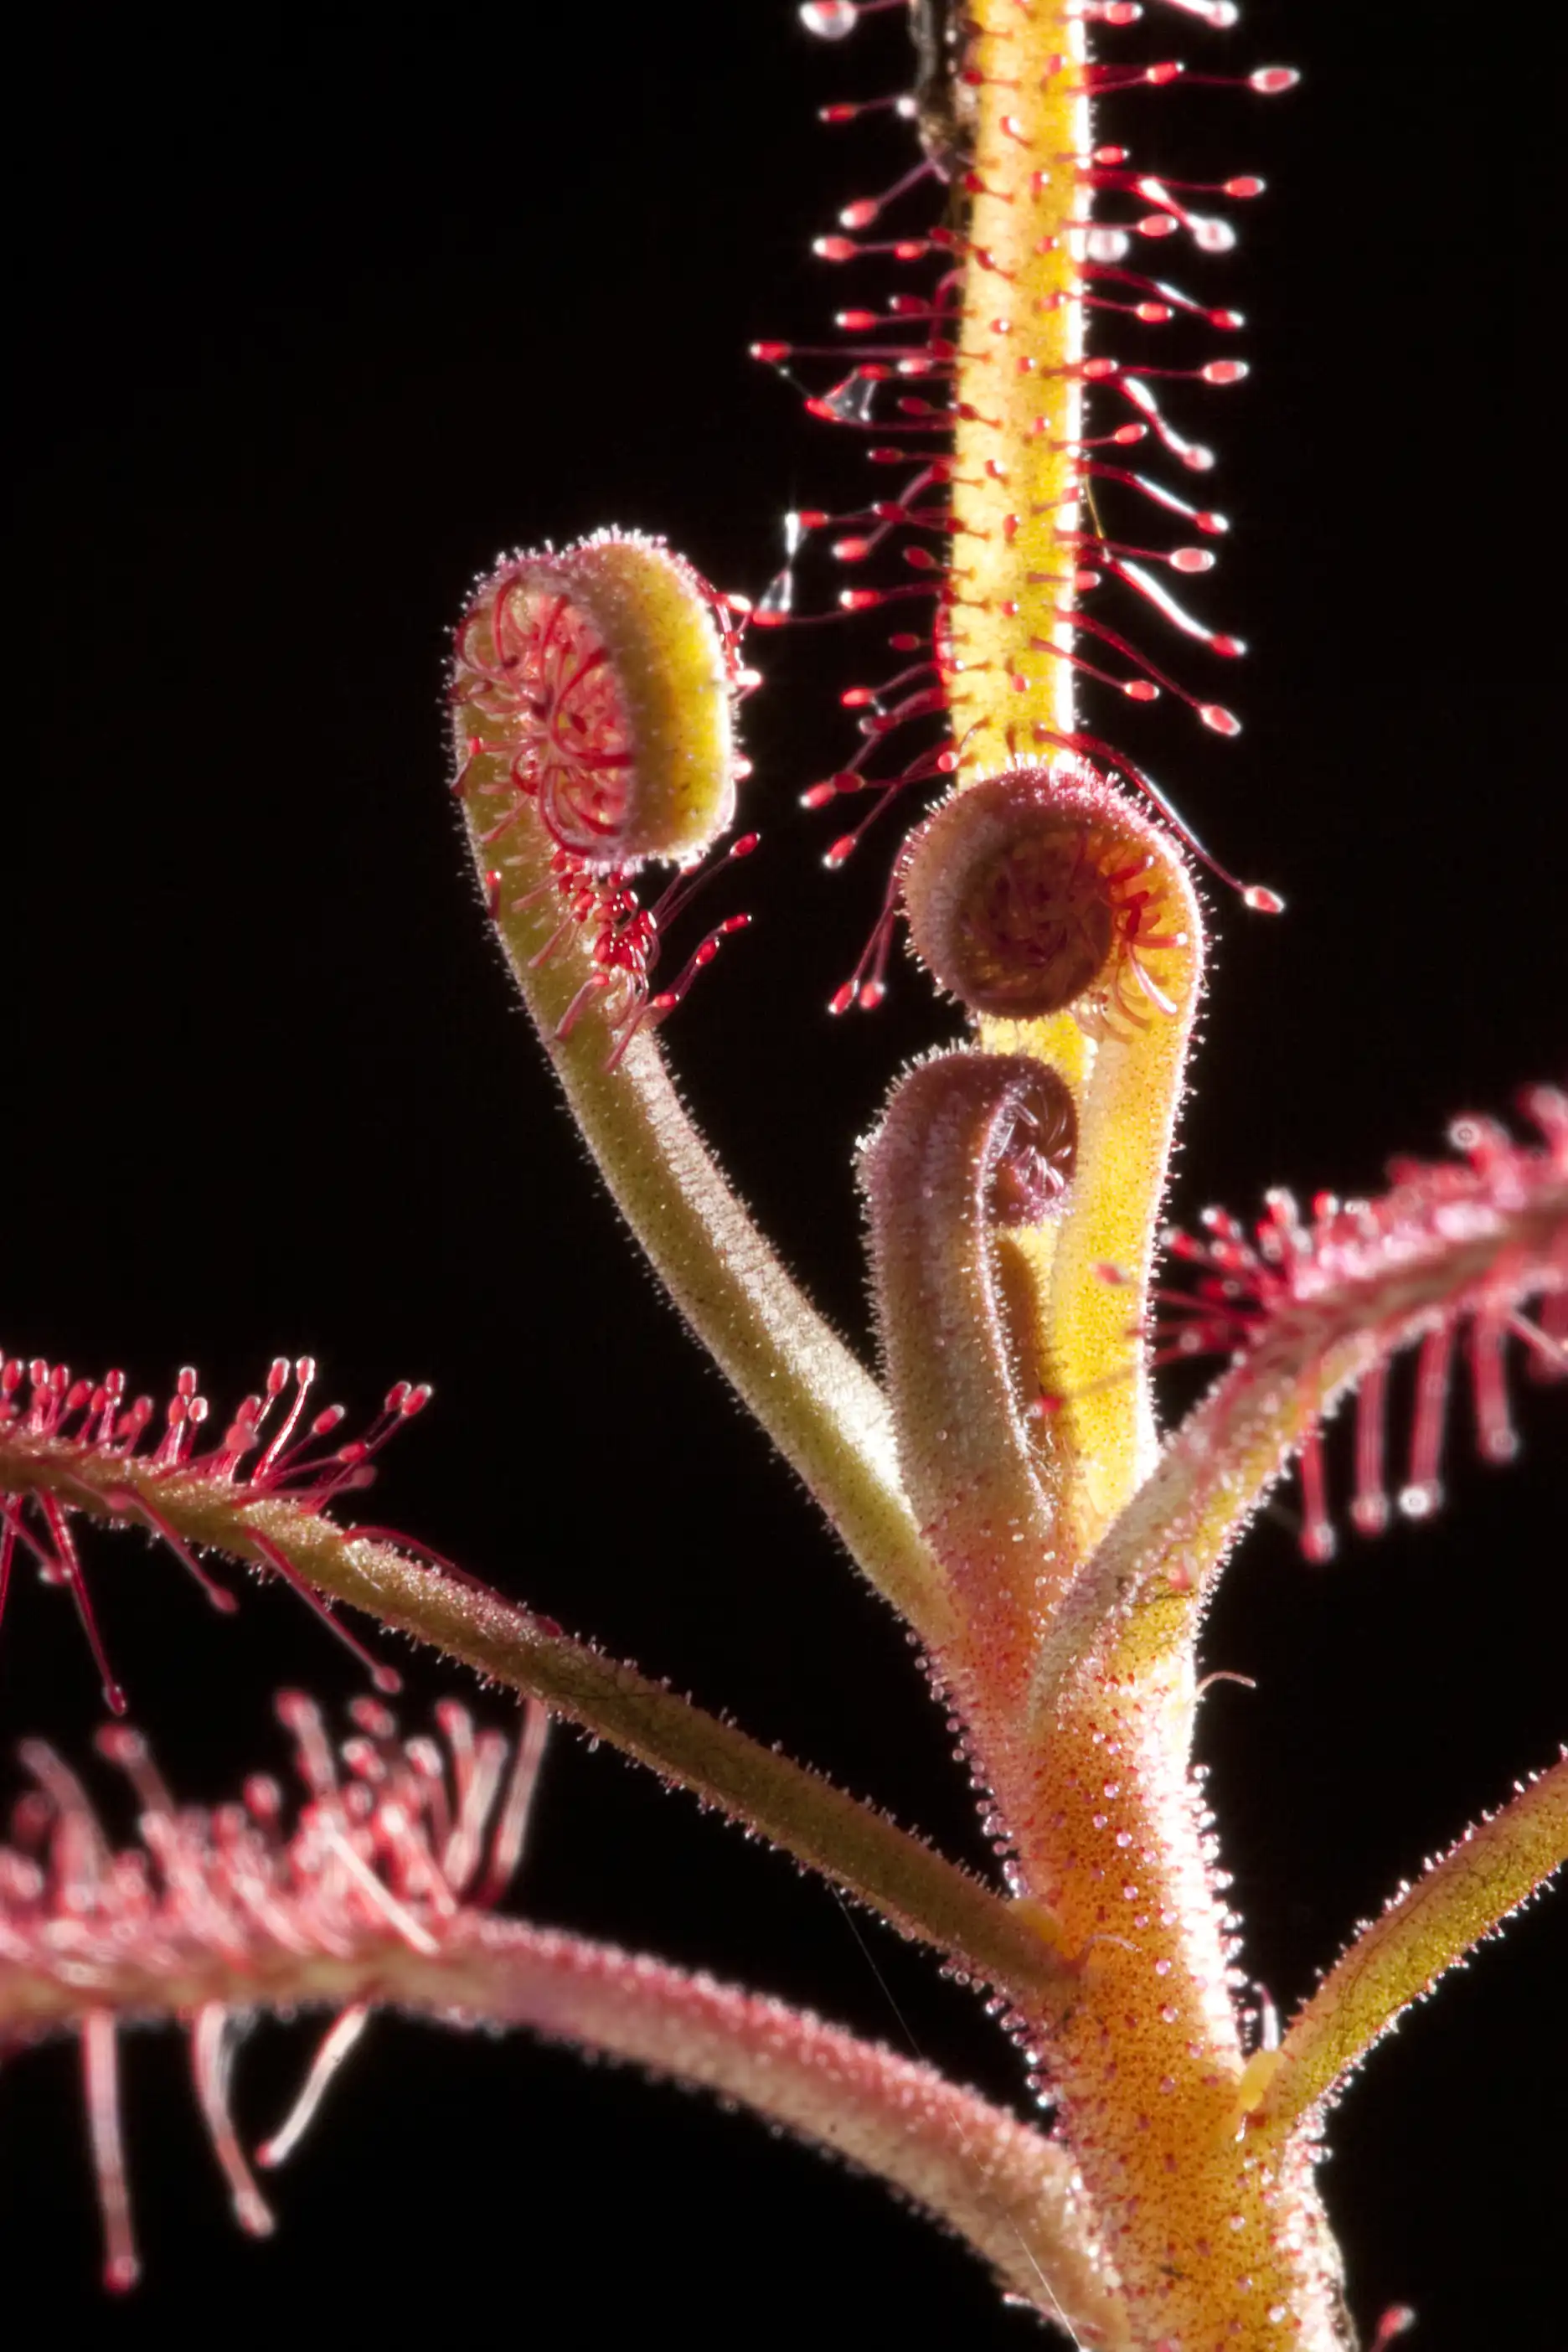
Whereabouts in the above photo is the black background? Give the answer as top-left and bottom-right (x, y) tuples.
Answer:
(2, 3), (1561, 2344)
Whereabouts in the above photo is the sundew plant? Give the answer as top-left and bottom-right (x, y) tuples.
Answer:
(2, 4), (1562, 2346)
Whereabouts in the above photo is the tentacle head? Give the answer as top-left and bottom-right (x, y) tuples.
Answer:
(453, 530), (747, 871)
(900, 761), (1199, 1035)
(985, 1064), (1080, 1228)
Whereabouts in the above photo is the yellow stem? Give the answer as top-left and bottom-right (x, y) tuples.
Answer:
(948, 0), (1087, 771)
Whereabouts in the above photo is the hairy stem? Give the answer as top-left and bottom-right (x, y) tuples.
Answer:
(1037, 1148), (1568, 1708)
(458, 783), (952, 1650)
(947, 0), (1086, 768)
(0, 1915), (1130, 2344)
(993, 828), (1204, 1580)
(1242, 1751), (1568, 2137)
(0, 1433), (1067, 2009)
(861, 1052), (1074, 1698)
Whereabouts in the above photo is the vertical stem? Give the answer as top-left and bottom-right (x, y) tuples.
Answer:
(918, 15), (1354, 2340)
(948, 0), (1087, 771)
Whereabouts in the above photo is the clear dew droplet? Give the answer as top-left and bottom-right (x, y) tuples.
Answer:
(799, 0), (858, 36)
(812, 372), (882, 426)
(756, 569), (794, 621)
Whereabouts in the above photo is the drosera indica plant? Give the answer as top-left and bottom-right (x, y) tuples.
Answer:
(2, 3), (1564, 2344)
